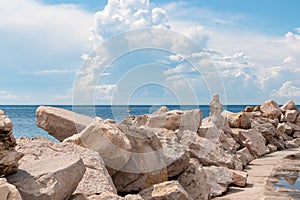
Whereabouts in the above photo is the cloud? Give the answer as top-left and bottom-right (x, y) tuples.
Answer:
(272, 81), (300, 98)
(90, 0), (170, 43)
(0, 0), (93, 70)
(0, 90), (18, 99)
(32, 69), (78, 76)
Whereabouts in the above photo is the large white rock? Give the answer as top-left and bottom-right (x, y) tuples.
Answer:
(207, 94), (225, 129)
(281, 100), (299, 113)
(260, 100), (281, 119)
(36, 106), (93, 141)
(16, 137), (117, 196)
(153, 128), (190, 178)
(122, 109), (202, 133)
(238, 129), (268, 158)
(7, 154), (86, 200)
(284, 110), (298, 122)
(112, 125), (168, 193)
(181, 130), (242, 170)
(236, 147), (254, 167)
(203, 166), (232, 197)
(222, 111), (251, 129)
(139, 181), (192, 200)
(178, 158), (211, 200)
(64, 117), (132, 173)
(0, 178), (22, 200)
(252, 119), (285, 150)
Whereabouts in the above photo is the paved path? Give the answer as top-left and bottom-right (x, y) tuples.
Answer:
(214, 147), (300, 200)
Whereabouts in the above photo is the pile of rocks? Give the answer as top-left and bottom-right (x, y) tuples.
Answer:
(1, 95), (299, 200)
(0, 110), (23, 200)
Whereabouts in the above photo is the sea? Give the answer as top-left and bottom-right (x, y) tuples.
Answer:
(0, 105), (250, 141)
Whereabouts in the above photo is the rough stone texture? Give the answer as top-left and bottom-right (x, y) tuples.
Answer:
(203, 166), (232, 197)
(139, 181), (192, 200)
(181, 130), (242, 170)
(222, 111), (251, 129)
(207, 94), (225, 129)
(88, 192), (124, 200)
(260, 100), (281, 119)
(178, 158), (211, 200)
(277, 123), (293, 136)
(152, 106), (169, 115)
(64, 118), (132, 173)
(7, 154), (86, 200)
(122, 109), (202, 135)
(252, 120), (285, 150)
(236, 147), (254, 167)
(280, 100), (299, 113)
(283, 110), (298, 122)
(154, 128), (190, 178)
(287, 121), (300, 132)
(284, 138), (300, 148)
(238, 129), (268, 158)
(0, 112), (23, 176)
(0, 114), (13, 132)
(231, 170), (248, 187)
(0, 178), (22, 200)
(36, 106), (93, 141)
(293, 131), (300, 138)
(112, 125), (168, 193)
(267, 144), (278, 153)
(253, 106), (261, 112)
(16, 137), (117, 196)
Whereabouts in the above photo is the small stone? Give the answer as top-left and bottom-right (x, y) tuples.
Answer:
(231, 170), (248, 187)
(236, 147), (254, 167)
(293, 131), (300, 138)
(267, 144), (277, 153)
(139, 181), (192, 200)
(0, 178), (22, 200)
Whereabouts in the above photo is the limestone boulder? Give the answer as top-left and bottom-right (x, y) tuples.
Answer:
(0, 112), (23, 176)
(286, 121), (300, 132)
(153, 128), (190, 178)
(122, 108), (202, 134)
(64, 117), (132, 173)
(181, 130), (242, 170)
(207, 94), (226, 129)
(178, 158), (211, 200)
(0, 178), (22, 200)
(236, 147), (254, 167)
(222, 111), (251, 129)
(260, 100), (281, 119)
(281, 100), (299, 113)
(112, 125), (167, 193)
(36, 106), (93, 141)
(0, 150), (23, 176)
(0, 113), (13, 132)
(277, 123), (293, 136)
(7, 154), (86, 200)
(231, 170), (248, 187)
(293, 131), (300, 138)
(16, 137), (117, 196)
(283, 110), (298, 122)
(203, 166), (232, 197)
(285, 138), (300, 148)
(139, 181), (192, 200)
(251, 120), (285, 150)
(238, 129), (268, 158)
(152, 106), (169, 115)
(267, 144), (278, 153)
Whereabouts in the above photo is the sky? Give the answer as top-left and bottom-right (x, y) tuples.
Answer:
(0, 0), (300, 105)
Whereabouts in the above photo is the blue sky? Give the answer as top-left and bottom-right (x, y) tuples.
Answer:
(0, 0), (300, 105)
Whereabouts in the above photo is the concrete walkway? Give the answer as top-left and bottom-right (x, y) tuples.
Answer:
(214, 147), (300, 200)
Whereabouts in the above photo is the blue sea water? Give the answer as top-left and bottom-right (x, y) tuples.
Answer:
(0, 105), (248, 141)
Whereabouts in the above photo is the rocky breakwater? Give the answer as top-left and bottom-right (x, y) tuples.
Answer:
(2, 95), (300, 200)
